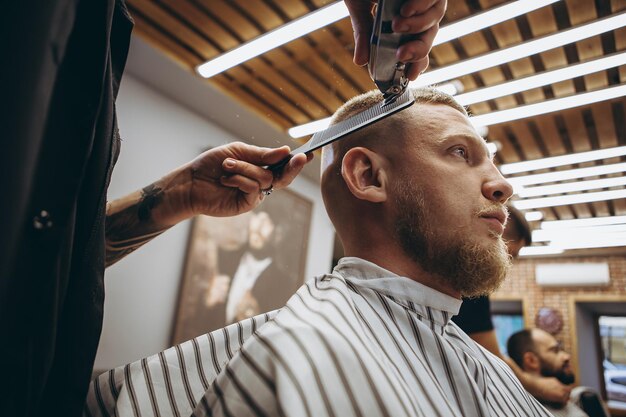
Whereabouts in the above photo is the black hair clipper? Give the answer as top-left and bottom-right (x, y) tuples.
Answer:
(368, 0), (414, 104)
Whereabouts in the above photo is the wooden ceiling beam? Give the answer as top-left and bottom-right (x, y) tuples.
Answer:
(129, 0), (218, 59)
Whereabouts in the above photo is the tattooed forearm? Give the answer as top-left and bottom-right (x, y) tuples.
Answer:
(105, 184), (170, 267)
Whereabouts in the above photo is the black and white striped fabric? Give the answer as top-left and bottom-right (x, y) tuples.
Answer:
(85, 257), (553, 417)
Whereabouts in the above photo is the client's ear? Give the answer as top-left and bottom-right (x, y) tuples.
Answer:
(341, 147), (388, 203)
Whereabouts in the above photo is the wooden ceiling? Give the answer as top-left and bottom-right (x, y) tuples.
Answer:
(127, 0), (626, 253)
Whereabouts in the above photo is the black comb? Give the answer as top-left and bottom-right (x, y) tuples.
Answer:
(269, 88), (415, 172)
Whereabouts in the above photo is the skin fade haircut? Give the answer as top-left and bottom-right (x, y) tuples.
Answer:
(321, 88), (511, 298)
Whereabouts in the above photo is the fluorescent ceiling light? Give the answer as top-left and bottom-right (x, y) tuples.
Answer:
(197, 2), (349, 78)
(455, 52), (626, 106)
(516, 176), (626, 198)
(506, 162), (626, 187)
(471, 84), (626, 128)
(434, 80), (464, 96)
(541, 215), (626, 230)
(524, 211), (544, 221)
(288, 117), (332, 138)
(533, 225), (626, 242)
(486, 142), (498, 156)
(513, 189), (626, 210)
(519, 246), (564, 256)
(552, 236), (626, 250)
(520, 236), (626, 255)
(198, 0), (560, 79)
(432, 0), (561, 45)
(412, 12), (626, 88)
(501, 145), (626, 175)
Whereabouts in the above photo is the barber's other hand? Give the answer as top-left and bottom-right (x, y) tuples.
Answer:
(185, 142), (311, 218)
(345, 0), (447, 80)
(532, 377), (572, 406)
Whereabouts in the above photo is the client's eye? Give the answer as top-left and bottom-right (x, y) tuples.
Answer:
(452, 146), (468, 160)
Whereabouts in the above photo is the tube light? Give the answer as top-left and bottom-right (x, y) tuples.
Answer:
(552, 236), (626, 250)
(516, 176), (626, 198)
(512, 189), (626, 210)
(197, 2), (349, 78)
(533, 225), (626, 242)
(501, 145), (626, 175)
(198, 0), (560, 79)
(524, 211), (544, 221)
(412, 12), (626, 88)
(519, 246), (564, 256)
(455, 52), (626, 106)
(506, 162), (626, 187)
(486, 142), (498, 156)
(471, 84), (626, 129)
(288, 117), (333, 138)
(432, 0), (561, 45)
(541, 215), (626, 230)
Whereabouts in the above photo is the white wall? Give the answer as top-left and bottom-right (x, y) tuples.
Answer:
(94, 75), (334, 370)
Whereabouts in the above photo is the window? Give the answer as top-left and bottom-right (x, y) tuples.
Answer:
(599, 316), (626, 409)
(492, 299), (524, 356)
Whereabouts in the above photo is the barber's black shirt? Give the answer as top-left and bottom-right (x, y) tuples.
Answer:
(0, 1), (133, 415)
(452, 295), (495, 334)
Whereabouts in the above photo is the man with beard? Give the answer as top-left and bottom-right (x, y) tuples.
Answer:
(507, 329), (606, 417)
(175, 87), (552, 417)
(86, 88), (556, 416)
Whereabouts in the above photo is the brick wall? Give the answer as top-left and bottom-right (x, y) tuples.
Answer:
(493, 255), (626, 356)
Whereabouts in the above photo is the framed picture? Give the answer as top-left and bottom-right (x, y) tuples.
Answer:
(171, 188), (312, 344)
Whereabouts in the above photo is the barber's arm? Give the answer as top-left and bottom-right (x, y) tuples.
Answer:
(104, 142), (311, 267)
(345, 0), (447, 80)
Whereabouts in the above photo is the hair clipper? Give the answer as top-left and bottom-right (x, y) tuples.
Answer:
(368, 0), (415, 103)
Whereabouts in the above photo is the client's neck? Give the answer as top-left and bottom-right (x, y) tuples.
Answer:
(343, 241), (461, 299)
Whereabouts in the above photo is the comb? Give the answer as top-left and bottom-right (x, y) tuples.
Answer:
(269, 88), (414, 172)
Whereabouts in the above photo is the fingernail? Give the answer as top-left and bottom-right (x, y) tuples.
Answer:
(397, 24), (409, 33)
(224, 158), (236, 168)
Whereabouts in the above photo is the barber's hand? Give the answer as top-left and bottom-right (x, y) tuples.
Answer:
(345, 0), (447, 80)
(530, 376), (572, 406)
(185, 142), (311, 218)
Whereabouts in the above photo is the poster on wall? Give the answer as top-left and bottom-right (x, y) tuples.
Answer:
(171, 188), (312, 345)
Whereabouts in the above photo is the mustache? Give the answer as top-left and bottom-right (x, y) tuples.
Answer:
(476, 204), (509, 223)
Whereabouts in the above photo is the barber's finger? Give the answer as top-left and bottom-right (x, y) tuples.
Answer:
(222, 158), (274, 191)
(273, 153), (313, 189)
(226, 142), (291, 166)
(220, 174), (262, 195)
(396, 23), (438, 67)
(393, 0), (445, 35)
(405, 55), (429, 80)
(344, 0), (375, 66)
(353, 28), (372, 66)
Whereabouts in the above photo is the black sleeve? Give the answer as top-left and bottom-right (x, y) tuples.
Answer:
(452, 296), (494, 334)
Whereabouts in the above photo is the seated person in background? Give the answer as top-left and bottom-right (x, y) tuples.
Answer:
(453, 207), (574, 405)
(85, 88), (555, 417)
(507, 329), (609, 417)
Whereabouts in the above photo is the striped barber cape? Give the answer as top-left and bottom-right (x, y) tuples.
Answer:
(85, 257), (553, 417)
